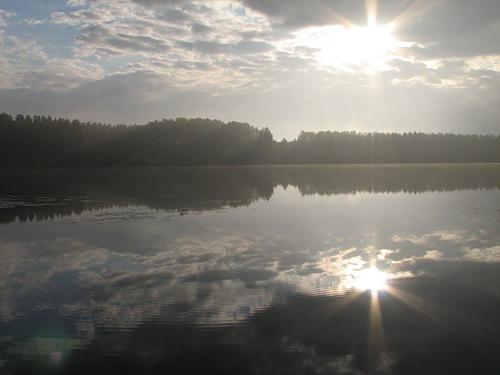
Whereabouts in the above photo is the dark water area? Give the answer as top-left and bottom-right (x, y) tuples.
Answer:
(1, 164), (500, 374)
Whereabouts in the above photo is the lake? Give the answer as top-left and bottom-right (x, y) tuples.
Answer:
(1, 165), (500, 374)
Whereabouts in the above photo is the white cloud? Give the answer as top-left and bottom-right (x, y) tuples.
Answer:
(464, 246), (500, 263)
(24, 17), (45, 25)
(0, 9), (14, 28)
(66, 0), (87, 7)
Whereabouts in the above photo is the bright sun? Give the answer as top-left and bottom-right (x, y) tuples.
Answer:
(293, 23), (399, 71)
(355, 266), (387, 292)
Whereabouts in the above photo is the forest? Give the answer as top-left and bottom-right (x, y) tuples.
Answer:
(1, 113), (499, 167)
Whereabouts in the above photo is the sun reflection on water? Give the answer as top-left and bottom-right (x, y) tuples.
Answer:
(354, 266), (388, 293)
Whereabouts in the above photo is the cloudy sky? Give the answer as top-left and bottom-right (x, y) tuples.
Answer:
(0, 0), (499, 138)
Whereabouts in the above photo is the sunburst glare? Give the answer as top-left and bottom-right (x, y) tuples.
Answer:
(289, 0), (409, 72)
(304, 24), (399, 70)
(355, 266), (388, 292)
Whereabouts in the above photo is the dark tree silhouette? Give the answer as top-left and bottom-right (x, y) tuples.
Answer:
(1, 113), (499, 168)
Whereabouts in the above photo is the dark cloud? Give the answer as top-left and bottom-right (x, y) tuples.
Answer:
(396, 0), (500, 58)
(184, 268), (277, 283)
(131, 0), (190, 6)
(76, 24), (171, 54)
(178, 40), (231, 54)
(178, 39), (274, 55)
(190, 22), (212, 34)
(157, 8), (193, 24)
(239, 0), (403, 28)
(106, 271), (174, 289)
(234, 40), (274, 54)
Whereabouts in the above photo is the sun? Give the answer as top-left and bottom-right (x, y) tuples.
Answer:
(318, 24), (396, 70)
(355, 266), (387, 292)
(291, 22), (401, 71)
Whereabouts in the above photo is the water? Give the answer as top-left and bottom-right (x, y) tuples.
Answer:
(1, 165), (500, 374)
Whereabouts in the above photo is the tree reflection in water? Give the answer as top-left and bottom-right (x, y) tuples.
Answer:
(1, 165), (500, 374)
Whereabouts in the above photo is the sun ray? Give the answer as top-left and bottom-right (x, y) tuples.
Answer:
(385, 285), (455, 333)
(366, 0), (378, 27)
(288, 0), (440, 72)
(367, 287), (390, 371)
(386, 0), (440, 36)
(386, 282), (500, 344)
(290, 0), (404, 73)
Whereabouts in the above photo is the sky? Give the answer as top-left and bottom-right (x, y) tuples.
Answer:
(0, 0), (499, 139)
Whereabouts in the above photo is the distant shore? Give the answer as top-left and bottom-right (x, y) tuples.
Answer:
(2, 162), (500, 171)
(2, 113), (499, 168)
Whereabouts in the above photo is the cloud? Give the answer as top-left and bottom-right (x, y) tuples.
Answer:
(66, 0), (87, 6)
(464, 246), (500, 263)
(0, 0), (499, 136)
(1, 66), (500, 138)
(234, 40), (274, 54)
(191, 22), (212, 34)
(400, 0), (500, 58)
(0, 9), (14, 28)
(20, 58), (104, 90)
(23, 17), (45, 25)
(76, 24), (172, 55)
(239, 0), (402, 29)
(183, 268), (277, 283)
(177, 39), (274, 55)
(131, 0), (191, 6)
(157, 7), (193, 23)
(241, 0), (500, 60)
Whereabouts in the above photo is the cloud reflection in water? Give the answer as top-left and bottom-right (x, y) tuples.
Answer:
(1, 165), (500, 374)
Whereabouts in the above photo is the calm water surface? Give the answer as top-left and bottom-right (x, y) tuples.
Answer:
(1, 165), (500, 374)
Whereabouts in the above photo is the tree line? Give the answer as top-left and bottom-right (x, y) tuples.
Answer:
(1, 113), (499, 167)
